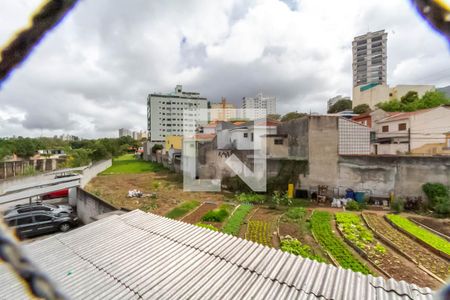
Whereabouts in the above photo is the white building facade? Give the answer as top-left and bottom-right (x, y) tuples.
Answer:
(242, 93), (276, 119)
(147, 85), (208, 142)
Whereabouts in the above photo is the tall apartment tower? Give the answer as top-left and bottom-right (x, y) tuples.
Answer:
(352, 30), (387, 87)
(242, 93), (276, 119)
(147, 85), (208, 142)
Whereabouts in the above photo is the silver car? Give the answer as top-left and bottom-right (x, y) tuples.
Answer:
(3, 202), (74, 218)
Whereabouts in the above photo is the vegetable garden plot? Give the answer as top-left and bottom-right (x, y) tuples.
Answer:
(311, 211), (373, 275)
(246, 221), (272, 247)
(363, 213), (450, 281)
(336, 212), (441, 288)
(278, 208), (329, 263)
(222, 204), (253, 236)
(386, 214), (450, 256)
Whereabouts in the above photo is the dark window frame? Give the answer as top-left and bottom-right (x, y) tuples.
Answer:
(382, 125), (389, 132)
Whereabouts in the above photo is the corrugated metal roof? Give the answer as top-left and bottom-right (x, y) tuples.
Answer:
(0, 210), (434, 300)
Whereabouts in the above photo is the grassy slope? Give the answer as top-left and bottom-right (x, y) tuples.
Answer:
(101, 154), (165, 174)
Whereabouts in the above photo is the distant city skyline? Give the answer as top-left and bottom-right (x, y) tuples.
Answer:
(0, 0), (449, 138)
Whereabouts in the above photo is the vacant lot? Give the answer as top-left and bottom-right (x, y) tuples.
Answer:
(85, 155), (225, 216)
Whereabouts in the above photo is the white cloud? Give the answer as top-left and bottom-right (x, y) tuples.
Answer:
(0, 0), (448, 138)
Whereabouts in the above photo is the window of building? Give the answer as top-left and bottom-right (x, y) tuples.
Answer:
(251, 133), (254, 142)
(274, 139), (283, 145)
(382, 125), (389, 132)
(243, 133), (248, 138)
(398, 123), (407, 131)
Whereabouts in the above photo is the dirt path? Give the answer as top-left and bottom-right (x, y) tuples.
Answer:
(181, 202), (217, 224)
(363, 213), (450, 282)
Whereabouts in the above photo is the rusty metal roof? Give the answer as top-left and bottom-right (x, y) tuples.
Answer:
(0, 210), (434, 299)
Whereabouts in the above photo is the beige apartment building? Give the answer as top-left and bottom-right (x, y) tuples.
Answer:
(374, 106), (450, 155)
(353, 84), (436, 108)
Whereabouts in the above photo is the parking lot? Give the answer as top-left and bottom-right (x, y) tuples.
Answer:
(1, 197), (82, 244)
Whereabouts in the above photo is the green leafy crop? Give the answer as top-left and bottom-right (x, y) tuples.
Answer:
(311, 211), (372, 275)
(386, 214), (450, 256)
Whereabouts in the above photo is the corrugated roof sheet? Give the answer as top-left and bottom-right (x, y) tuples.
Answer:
(0, 210), (434, 300)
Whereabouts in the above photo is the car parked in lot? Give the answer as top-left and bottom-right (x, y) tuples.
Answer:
(5, 212), (79, 238)
(3, 202), (73, 218)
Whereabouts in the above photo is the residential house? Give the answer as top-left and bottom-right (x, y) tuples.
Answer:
(218, 120), (278, 151)
(373, 106), (450, 155)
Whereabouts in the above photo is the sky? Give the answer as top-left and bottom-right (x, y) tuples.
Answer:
(0, 0), (449, 139)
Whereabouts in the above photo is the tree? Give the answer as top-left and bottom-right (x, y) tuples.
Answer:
(400, 91), (419, 104)
(327, 99), (352, 113)
(281, 112), (307, 122)
(267, 114), (281, 121)
(376, 90), (450, 112)
(152, 144), (163, 153)
(353, 104), (371, 114)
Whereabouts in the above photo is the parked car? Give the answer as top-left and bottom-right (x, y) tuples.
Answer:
(3, 202), (73, 218)
(5, 212), (79, 238)
(42, 188), (69, 199)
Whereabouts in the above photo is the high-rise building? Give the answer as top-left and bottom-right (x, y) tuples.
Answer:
(147, 85), (208, 142)
(242, 93), (276, 119)
(119, 128), (132, 138)
(352, 30), (387, 88)
(210, 97), (237, 122)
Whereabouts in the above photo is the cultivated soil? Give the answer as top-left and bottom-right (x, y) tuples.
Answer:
(181, 202), (218, 224)
(247, 207), (283, 248)
(410, 217), (450, 237)
(364, 213), (450, 282)
(85, 172), (224, 216)
(278, 210), (331, 263)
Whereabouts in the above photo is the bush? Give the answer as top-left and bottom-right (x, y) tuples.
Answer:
(390, 198), (404, 213)
(285, 207), (306, 220)
(201, 208), (229, 222)
(235, 193), (265, 204)
(434, 196), (450, 216)
(271, 191), (292, 207)
(195, 222), (219, 231)
(422, 183), (449, 206)
(151, 144), (163, 154)
(345, 200), (360, 211)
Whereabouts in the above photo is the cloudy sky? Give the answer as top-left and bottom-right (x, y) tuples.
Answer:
(0, 0), (449, 138)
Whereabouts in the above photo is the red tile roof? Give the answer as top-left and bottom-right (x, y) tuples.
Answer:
(377, 108), (435, 123)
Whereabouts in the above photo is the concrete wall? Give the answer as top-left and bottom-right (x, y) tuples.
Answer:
(301, 116), (339, 187)
(76, 188), (117, 224)
(376, 143), (408, 155)
(277, 117), (309, 158)
(266, 136), (288, 158)
(80, 159), (112, 188)
(336, 156), (450, 198)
